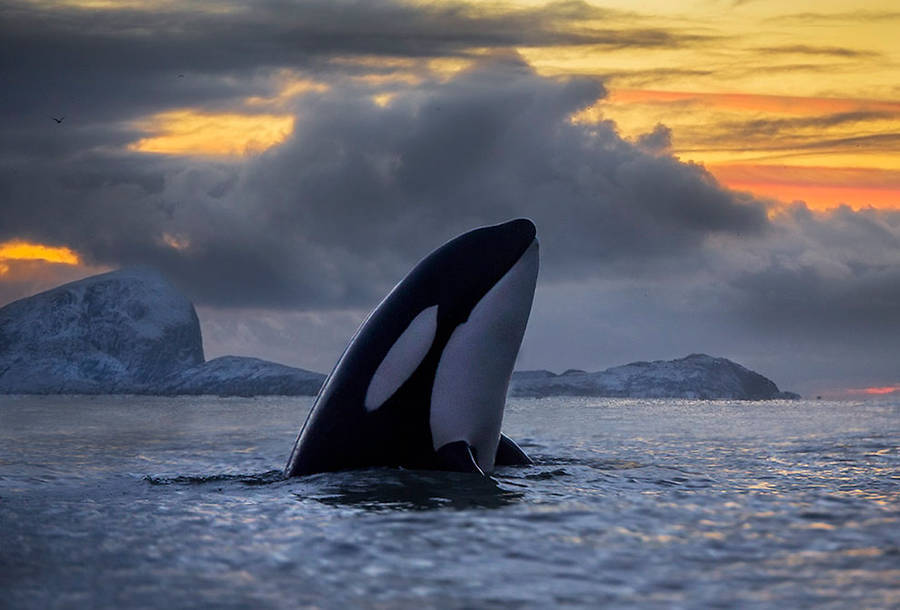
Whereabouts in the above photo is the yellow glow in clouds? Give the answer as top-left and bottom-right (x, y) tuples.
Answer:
(130, 110), (294, 157)
(0, 241), (81, 275)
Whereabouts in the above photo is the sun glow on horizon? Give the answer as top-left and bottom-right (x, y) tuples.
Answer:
(847, 385), (900, 396)
(0, 241), (81, 272)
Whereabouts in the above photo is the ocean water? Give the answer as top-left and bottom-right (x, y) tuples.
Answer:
(1, 395), (898, 609)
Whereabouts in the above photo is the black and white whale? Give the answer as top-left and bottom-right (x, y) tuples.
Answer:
(285, 218), (539, 477)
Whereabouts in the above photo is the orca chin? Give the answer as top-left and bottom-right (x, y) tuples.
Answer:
(285, 218), (539, 477)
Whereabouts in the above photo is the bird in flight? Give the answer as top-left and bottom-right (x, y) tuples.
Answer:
(50, 115), (65, 124)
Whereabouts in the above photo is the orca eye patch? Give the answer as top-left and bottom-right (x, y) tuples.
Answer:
(364, 305), (438, 411)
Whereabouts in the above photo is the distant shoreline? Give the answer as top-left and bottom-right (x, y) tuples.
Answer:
(1, 269), (797, 400)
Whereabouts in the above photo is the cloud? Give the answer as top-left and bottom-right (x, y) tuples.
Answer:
(0, 0), (721, 159)
(767, 10), (900, 24)
(2, 0), (899, 392)
(753, 44), (880, 58)
(677, 111), (900, 160)
(727, 205), (900, 335)
(599, 67), (717, 88)
(716, 111), (896, 138)
(635, 123), (672, 154)
(1, 0), (711, 79)
(0, 51), (771, 309)
(667, 109), (900, 165)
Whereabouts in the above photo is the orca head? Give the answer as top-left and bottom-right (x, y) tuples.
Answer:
(416, 217), (537, 331)
(285, 218), (538, 477)
(363, 218), (538, 473)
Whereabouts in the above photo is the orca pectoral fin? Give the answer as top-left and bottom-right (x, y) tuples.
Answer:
(495, 433), (533, 466)
(435, 441), (485, 476)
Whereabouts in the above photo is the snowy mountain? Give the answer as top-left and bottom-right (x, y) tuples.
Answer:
(510, 354), (799, 400)
(0, 268), (203, 393)
(0, 269), (324, 396)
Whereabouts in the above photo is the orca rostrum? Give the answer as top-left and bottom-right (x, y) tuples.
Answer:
(284, 218), (539, 477)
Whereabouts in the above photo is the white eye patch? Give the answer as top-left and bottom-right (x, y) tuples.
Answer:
(364, 305), (438, 411)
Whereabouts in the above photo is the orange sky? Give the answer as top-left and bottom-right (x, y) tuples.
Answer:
(596, 89), (900, 210)
(517, 0), (900, 211)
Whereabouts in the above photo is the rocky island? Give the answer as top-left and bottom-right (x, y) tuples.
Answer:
(1, 269), (796, 399)
(0, 268), (324, 395)
(510, 354), (799, 400)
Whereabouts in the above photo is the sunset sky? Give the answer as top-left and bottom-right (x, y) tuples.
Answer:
(1, 0), (898, 397)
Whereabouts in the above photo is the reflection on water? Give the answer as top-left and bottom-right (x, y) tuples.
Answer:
(304, 468), (524, 512)
(1, 395), (898, 608)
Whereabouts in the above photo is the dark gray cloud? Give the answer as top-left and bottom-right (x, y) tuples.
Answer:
(727, 205), (900, 336)
(1, 0), (715, 123)
(1, 51), (770, 309)
(710, 207), (900, 392)
(1, 0), (712, 60)
(635, 124), (672, 154)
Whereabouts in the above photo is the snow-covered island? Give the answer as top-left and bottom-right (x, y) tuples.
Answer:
(510, 354), (799, 400)
(0, 269), (324, 395)
(1, 269), (797, 399)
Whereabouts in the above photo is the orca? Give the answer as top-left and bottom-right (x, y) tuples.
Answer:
(284, 218), (539, 477)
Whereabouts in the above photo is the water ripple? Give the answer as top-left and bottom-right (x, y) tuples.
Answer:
(2, 395), (898, 608)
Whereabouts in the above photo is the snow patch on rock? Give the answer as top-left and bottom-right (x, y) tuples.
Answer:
(511, 354), (799, 400)
(0, 268), (203, 393)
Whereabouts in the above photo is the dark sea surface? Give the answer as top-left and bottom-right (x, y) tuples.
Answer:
(1, 395), (898, 609)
